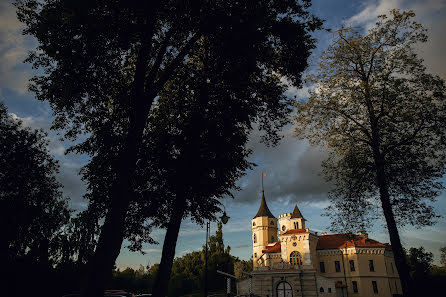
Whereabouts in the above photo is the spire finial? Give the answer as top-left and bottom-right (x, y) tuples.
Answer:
(262, 172), (267, 192)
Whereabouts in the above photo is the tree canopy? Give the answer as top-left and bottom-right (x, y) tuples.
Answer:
(295, 9), (446, 296)
(17, 0), (322, 295)
(0, 102), (70, 264)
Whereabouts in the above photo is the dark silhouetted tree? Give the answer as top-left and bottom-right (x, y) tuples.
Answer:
(16, 1), (321, 296)
(0, 102), (71, 295)
(295, 10), (446, 296)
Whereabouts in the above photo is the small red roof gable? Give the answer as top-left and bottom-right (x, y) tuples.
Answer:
(262, 241), (281, 253)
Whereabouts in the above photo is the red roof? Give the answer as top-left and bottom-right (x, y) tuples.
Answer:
(262, 241), (281, 253)
(278, 229), (308, 236)
(316, 234), (390, 250)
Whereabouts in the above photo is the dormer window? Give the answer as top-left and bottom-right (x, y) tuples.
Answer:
(294, 222), (299, 229)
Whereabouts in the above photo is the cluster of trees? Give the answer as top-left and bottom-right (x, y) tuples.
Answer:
(95, 222), (252, 297)
(3, 1), (445, 296)
(404, 246), (446, 297)
(12, 0), (322, 296)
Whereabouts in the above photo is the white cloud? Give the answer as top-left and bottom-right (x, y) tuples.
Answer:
(346, 0), (403, 29)
(0, 0), (34, 94)
(346, 0), (446, 80)
(141, 248), (161, 253)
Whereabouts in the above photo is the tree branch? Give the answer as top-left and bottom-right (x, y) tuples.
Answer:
(382, 118), (425, 156)
(145, 27), (175, 87)
(150, 31), (201, 96)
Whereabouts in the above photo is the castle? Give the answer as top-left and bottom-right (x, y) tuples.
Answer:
(238, 191), (401, 297)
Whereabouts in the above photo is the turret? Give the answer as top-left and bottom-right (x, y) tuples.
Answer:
(252, 191), (278, 267)
(278, 204), (306, 233)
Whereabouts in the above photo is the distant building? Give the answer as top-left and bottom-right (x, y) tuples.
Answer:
(238, 191), (401, 297)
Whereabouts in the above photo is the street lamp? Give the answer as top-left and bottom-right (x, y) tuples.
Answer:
(204, 208), (230, 297)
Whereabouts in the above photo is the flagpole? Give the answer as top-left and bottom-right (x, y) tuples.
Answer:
(262, 172), (264, 192)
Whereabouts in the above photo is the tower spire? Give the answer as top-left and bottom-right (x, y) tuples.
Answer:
(253, 173), (275, 219)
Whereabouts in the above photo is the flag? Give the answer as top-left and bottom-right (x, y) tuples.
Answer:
(262, 173), (267, 177)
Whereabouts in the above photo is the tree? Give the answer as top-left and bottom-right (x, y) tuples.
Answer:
(295, 10), (446, 296)
(16, 1), (321, 296)
(440, 247), (446, 267)
(407, 247), (433, 280)
(0, 101), (71, 294)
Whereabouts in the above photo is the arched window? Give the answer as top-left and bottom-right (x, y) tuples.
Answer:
(282, 225), (286, 231)
(253, 234), (257, 243)
(270, 220), (274, 225)
(290, 251), (302, 265)
(253, 222), (256, 226)
(277, 281), (293, 297)
(320, 287), (324, 293)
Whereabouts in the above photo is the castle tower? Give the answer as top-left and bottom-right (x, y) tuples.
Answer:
(278, 204), (306, 233)
(251, 190), (277, 267)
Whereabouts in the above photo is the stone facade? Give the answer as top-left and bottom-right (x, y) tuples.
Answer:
(241, 193), (402, 297)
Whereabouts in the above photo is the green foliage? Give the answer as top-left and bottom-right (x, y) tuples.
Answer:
(234, 259), (253, 280)
(110, 265), (151, 294)
(295, 9), (446, 232)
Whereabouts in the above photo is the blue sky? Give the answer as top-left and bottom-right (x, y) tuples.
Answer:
(1, 0), (445, 269)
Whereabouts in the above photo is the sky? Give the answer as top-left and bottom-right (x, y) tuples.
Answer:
(1, 0), (446, 269)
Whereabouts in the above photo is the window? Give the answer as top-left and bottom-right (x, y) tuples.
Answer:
(270, 220), (274, 225)
(352, 281), (358, 293)
(294, 221), (299, 229)
(282, 225), (286, 231)
(372, 281), (378, 294)
(254, 253), (257, 258)
(253, 234), (257, 243)
(290, 251), (302, 265)
(369, 260), (375, 272)
(349, 260), (355, 272)
(253, 222), (256, 226)
(320, 262), (325, 273)
(320, 287), (324, 293)
(335, 261), (341, 272)
(271, 236), (275, 242)
(328, 288), (332, 293)
(391, 262), (394, 273)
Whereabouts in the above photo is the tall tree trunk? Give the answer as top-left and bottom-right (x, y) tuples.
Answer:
(374, 154), (412, 296)
(152, 196), (187, 297)
(365, 82), (411, 296)
(82, 29), (154, 297)
(82, 132), (139, 297)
